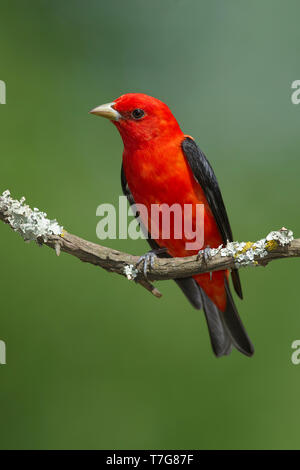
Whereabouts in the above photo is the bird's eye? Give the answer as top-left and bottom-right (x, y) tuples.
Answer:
(131, 108), (145, 120)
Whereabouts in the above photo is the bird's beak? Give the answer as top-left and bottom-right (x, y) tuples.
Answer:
(89, 102), (120, 121)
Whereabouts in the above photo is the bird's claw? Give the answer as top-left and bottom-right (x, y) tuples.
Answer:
(197, 246), (212, 263)
(197, 246), (213, 281)
(136, 247), (167, 279)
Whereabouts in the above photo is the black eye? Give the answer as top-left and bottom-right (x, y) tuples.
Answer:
(131, 108), (145, 120)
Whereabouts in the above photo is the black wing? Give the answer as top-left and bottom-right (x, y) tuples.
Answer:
(181, 137), (243, 299)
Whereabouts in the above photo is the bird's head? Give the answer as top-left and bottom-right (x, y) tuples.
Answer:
(90, 93), (182, 147)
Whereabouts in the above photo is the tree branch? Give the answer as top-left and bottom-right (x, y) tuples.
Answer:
(0, 190), (298, 299)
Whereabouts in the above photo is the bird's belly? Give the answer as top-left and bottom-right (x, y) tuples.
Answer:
(123, 144), (227, 311)
(124, 154), (223, 258)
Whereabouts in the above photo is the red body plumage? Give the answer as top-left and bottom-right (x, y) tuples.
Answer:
(114, 94), (227, 311)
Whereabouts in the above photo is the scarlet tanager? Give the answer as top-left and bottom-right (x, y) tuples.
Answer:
(91, 93), (254, 357)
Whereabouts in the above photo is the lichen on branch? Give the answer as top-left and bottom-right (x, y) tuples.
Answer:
(208, 228), (293, 267)
(0, 189), (298, 298)
(0, 190), (63, 242)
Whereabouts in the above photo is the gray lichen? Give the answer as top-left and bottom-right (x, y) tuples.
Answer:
(217, 228), (294, 267)
(265, 228), (293, 245)
(123, 264), (138, 280)
(0, 190), (63, 242)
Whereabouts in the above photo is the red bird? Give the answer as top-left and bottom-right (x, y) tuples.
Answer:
(91, 93), (254, 357)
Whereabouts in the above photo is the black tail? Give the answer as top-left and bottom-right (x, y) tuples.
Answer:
(176, 277), (254, 357)
(222, 279), (254, 357)
(200, 285), (233, 356)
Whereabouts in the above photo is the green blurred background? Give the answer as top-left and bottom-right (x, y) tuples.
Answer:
(0, 0), (300, 450)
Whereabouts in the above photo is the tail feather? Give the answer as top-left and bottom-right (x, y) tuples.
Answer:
(175, 277), (203, 310)
(222, 279), (254, 357)
(176, 276), (254, 357)
(200, 287), (233, 357)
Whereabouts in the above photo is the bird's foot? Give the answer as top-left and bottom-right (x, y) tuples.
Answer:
(197, 246), (212, 263)
(136, 247), (168, 279)
(197, 246), (213, 280)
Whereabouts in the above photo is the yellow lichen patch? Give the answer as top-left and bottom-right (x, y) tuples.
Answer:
(265, 240), (278, 251)
(241, 242), (254, 253)
(60, 229), (66, 238)
(234, 242), (254, 258)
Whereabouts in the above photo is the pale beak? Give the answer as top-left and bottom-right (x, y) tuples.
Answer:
(89, 102), (120, 121)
